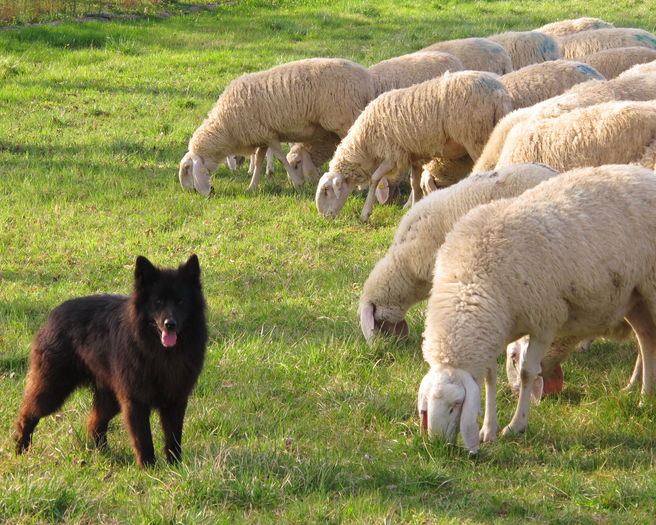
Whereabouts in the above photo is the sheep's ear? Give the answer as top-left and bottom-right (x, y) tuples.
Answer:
(458, 370), (481, 453)
(225, 156), (237, 171)
(332, 174), (348, 199)
(375, 177), (390, 204)
(530, 376), (544, 404)
(179, 153), (195, 190)
(191, 155), (212, 196)
(359, 302), (376, 341)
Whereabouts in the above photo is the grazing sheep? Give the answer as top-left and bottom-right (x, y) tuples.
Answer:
(418, 164), (656, 452)
(474, 69), (656, 172)
(419, 61), (602, 194)
(420, 37), (513, 75)
(287, 129), (341, 182)
(499, 59), (604, 109)
(506, 320), (635, 404)
(359, 163), (559, 342)
(581, 47), (656, 79)
(369, 51), (465, 96)
(315, 71), (514, 221)
(487, 31), (562, 69)
(287, 52), (464, 182)
(536, 17), (615, 37)
(494, 101), (656, 171)
(179, 58), (376, 195)
(557, 28), (656, 60)
(420, 157), (474, 195)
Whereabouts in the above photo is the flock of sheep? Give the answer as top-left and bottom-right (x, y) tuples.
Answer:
(179, 17), (656, 453)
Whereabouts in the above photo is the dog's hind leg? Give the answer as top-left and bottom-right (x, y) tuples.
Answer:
(121, 399), (155, 467)
(160, 400), (188, 464)
(87, 388), (120, 449)
(15, 365), (79, 454)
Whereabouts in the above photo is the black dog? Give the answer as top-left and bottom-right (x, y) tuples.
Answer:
(15, 255), (207, 467)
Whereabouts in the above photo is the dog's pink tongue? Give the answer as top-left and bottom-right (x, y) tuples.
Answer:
(161, 331), (177, 347)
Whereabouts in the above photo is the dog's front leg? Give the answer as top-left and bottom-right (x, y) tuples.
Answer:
(159, 400), (188, 464)
(122, 399), (155, 467)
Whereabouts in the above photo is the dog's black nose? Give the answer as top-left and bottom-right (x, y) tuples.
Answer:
(164, 319), (177, 331)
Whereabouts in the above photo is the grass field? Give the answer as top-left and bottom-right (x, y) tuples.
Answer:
(1, 1), (656, 522)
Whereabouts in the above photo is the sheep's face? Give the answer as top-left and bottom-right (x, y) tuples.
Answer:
(178, 152), (214, 195)
(359, 301), (409, 342)
(418, 367), (481, 453)
(418, 368), (465, 444)
(506, 336), (545, 403)
(315, 172), (351, 217)
(286, 148), (303, 174)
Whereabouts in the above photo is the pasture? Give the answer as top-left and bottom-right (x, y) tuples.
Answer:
(1, 0), (655, 522)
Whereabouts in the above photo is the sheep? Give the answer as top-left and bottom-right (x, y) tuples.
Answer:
(418, 164), (656, 453)
(419, 61), (603, 195)
(474, 68), (656, 172)
(179, 58), (376, 195)
(535, 17), (615, 37)
(499, 59), (604, 110)
(286, 129), (341, 182)
(286, 52), (465, 183)
(494, 101), (656, 172)
(420, 157), (474, 195)
(506, 320), (636, 405)
(420, 37), (513, 75)
(369, 51), (465, 96)
(557, 28), (656, 60)
(359, 163), (559, 342)
(581, 47), (656, 79)
(487, 31), (562, 70)
(315, 70), (514, 221)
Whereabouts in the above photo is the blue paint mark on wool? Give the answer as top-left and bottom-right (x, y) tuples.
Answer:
(576, 63), (605, 80)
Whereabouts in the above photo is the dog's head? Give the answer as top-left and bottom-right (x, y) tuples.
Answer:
(132, 255), (205, 348)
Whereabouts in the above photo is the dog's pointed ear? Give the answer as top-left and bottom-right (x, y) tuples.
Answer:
(135, 256), (159, 286)
(180, 254), (201, 282)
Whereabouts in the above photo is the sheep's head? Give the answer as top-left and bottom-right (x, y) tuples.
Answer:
(358, 300), (409, 342)
(418, 366), (481, 453)
(178, 152), (215, 195)
(315, 172), (351, 217)
(505, 336), (546, 403)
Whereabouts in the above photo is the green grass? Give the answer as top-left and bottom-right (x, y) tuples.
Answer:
(1, 0), (656, 522)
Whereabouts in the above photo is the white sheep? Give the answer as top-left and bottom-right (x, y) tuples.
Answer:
(419, 60), (602, 194)
(535, 17), (614, 37)
(474, 68), (656, 172)
(557, 28), (656, 60)
(418, 164), (656, 453)
(487, 31), (562, 70)
(369, 51), (465, 96)
(286, 52), (465, 182)
(179, 58), (376, 195)
(506, 320), (636, 405)
(315, 71), (514, 221)
(359, 163), (559, 342)
(494, 101), (656, 171)
(499, 59), (604, 110)
(420, 37), (513, 75)
(581, 47), (656, 79)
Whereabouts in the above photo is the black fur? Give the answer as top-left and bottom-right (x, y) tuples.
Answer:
(14, 255), (208, 467)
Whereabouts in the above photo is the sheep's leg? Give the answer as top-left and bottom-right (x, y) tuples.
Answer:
(625, 302), (656, 400)
(265, 148), (275, 176)
(248, 154), (255, 175)
(360, 160), (394, 222)
(623, 353), (643, 392)
(247, 147), (267, 191)
(409, 164), (422, 207)
(479, 366), (499, 442)
(268, 140), (304, 188)
(503, 336), (548, 436)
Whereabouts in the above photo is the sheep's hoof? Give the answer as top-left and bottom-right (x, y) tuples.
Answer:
(501, 424), (524, 437)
